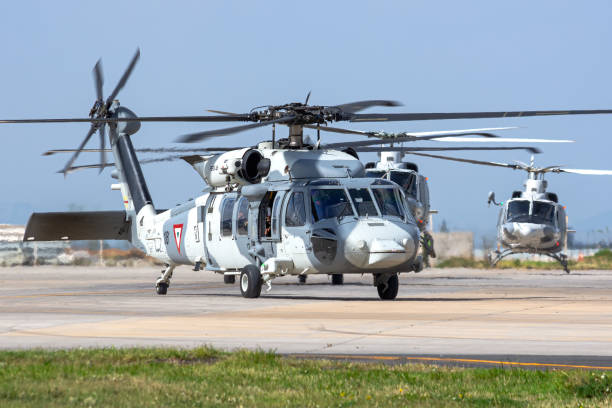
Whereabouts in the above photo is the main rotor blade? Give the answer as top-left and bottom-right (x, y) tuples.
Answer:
(557, 168), (612, 175)
(354, 146), (542, 154)
(430, 137), (574, 143)
(334, 100), (401, 113)
(43, 146), (239, 156)
(0, 114), (251, 124)
(106, 48), (140, 105)
(61, 125), (98, 175)
(176, 115), (296, 143)
(400, 151), (521, 169)
(350, 109), (612, 122)
(93, 59), (104, 102)
(62, 155), (186, 174)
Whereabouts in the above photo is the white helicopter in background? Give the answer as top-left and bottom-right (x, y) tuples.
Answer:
(399, 152), (612, 273)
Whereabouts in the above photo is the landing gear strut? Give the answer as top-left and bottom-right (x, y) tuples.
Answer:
(488, 249), (571, 273)
(156, 264), (175, 295)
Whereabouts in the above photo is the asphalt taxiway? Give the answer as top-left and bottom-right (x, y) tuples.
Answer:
(1, 266), (611, 369)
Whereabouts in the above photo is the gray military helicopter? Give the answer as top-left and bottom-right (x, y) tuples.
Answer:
(399, 152), (612, 272)
(5, 50), (612, 298)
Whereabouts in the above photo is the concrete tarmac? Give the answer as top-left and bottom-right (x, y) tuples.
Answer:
(1, 266), (611, 368)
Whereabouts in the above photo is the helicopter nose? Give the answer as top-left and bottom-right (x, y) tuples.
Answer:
(344, 222), (418, 269)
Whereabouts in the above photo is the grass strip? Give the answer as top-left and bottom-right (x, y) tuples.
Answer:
(0, 347), (611, 407)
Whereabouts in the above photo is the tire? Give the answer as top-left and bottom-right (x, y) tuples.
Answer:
(377, 273), (398, 300)
(331, 274), (344, 285)
(224, 274), (236, 284)
(240, 265), (263, 298)
(298, 275), (307, 284)
(156, 282), (168, 295)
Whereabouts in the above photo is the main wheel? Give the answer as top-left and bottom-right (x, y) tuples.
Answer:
(331, 274), (344, 285)
(240, 265), (263, 298)
(156, 282), (168, 295)
(298, 275), (307, 284)
(224, 274), (236, 284)
(377, 273), (398, 300)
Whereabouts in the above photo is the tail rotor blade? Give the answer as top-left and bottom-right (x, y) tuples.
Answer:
(106, 48), (140, 105)
(93, 59), (104, 102)
(98, 125), (106, 174)
(61, 125), (97, 175)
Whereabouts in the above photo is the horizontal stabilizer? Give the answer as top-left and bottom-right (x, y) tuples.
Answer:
(24, 211), (131, 241)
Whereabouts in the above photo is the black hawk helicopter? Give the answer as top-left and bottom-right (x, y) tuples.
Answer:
(4, 49), (612, 298)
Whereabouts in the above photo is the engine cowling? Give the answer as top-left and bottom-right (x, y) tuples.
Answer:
(201, 148), (270, 187)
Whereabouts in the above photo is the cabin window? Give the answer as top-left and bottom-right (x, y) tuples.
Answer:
(220, 197), (235, 237)
(372, 187), (404, 218)
(259, 191), (277, 238)
(285, 192), (306, 227)
(236, 197), (249, 235)
(348, 188), (378, 217)
(310, 188), (354, 222)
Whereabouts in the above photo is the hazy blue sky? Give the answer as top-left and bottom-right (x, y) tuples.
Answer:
(2, 1), (612, 241)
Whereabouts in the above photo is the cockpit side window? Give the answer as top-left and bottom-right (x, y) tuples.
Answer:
(236, 197), (249, 235)
(285, 192), (306, 227)
(310, 188), (354, 222)
(348, 188), (378, 217)
(371, 188), (404, 218)
(365, 170), (386, 179)
(220, 197), (236, 237)
(271, 193), (284, 237)
(390, 171), (418, 199)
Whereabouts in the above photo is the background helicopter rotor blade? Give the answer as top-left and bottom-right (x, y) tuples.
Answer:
(176, 115), (296, 143)
(555, 168), (612, 175)
(349, 109), (612, 122)
(321, 130), (506, 149)
(354, 146), (542, 153)
(399, 151), (522, 169)
(105, 48), (140, 106)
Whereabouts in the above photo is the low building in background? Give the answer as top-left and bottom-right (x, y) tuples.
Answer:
(428, 231), (474, 266)
(0, 224), (69, 266)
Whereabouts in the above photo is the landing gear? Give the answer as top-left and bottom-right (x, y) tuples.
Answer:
(224, 274), (236, 284)
(240, 265), (263, 298)
(489, 249), (571, 273)
(156, 282), (168, 295)
(298, 275), (307, 284)
(155, 264), (175, 295)
(331, 274), (344, 285)
(374, 273), (399, 300)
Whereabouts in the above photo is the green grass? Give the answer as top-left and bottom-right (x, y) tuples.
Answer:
(436, 249), (612, 270)
(0, 347), (611, 407)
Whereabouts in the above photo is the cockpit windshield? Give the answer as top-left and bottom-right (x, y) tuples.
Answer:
(348, 188), (378, 217)
(389, 171), (417, 198)
(532, 201), (555, 222)
(310, 188), (354, 222)
(506, 200), (556, 223)
(372, 187), (405, 218)
(507, 200), (530, 222)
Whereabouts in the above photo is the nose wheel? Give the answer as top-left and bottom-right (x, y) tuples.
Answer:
(374, 273), (399, 300)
